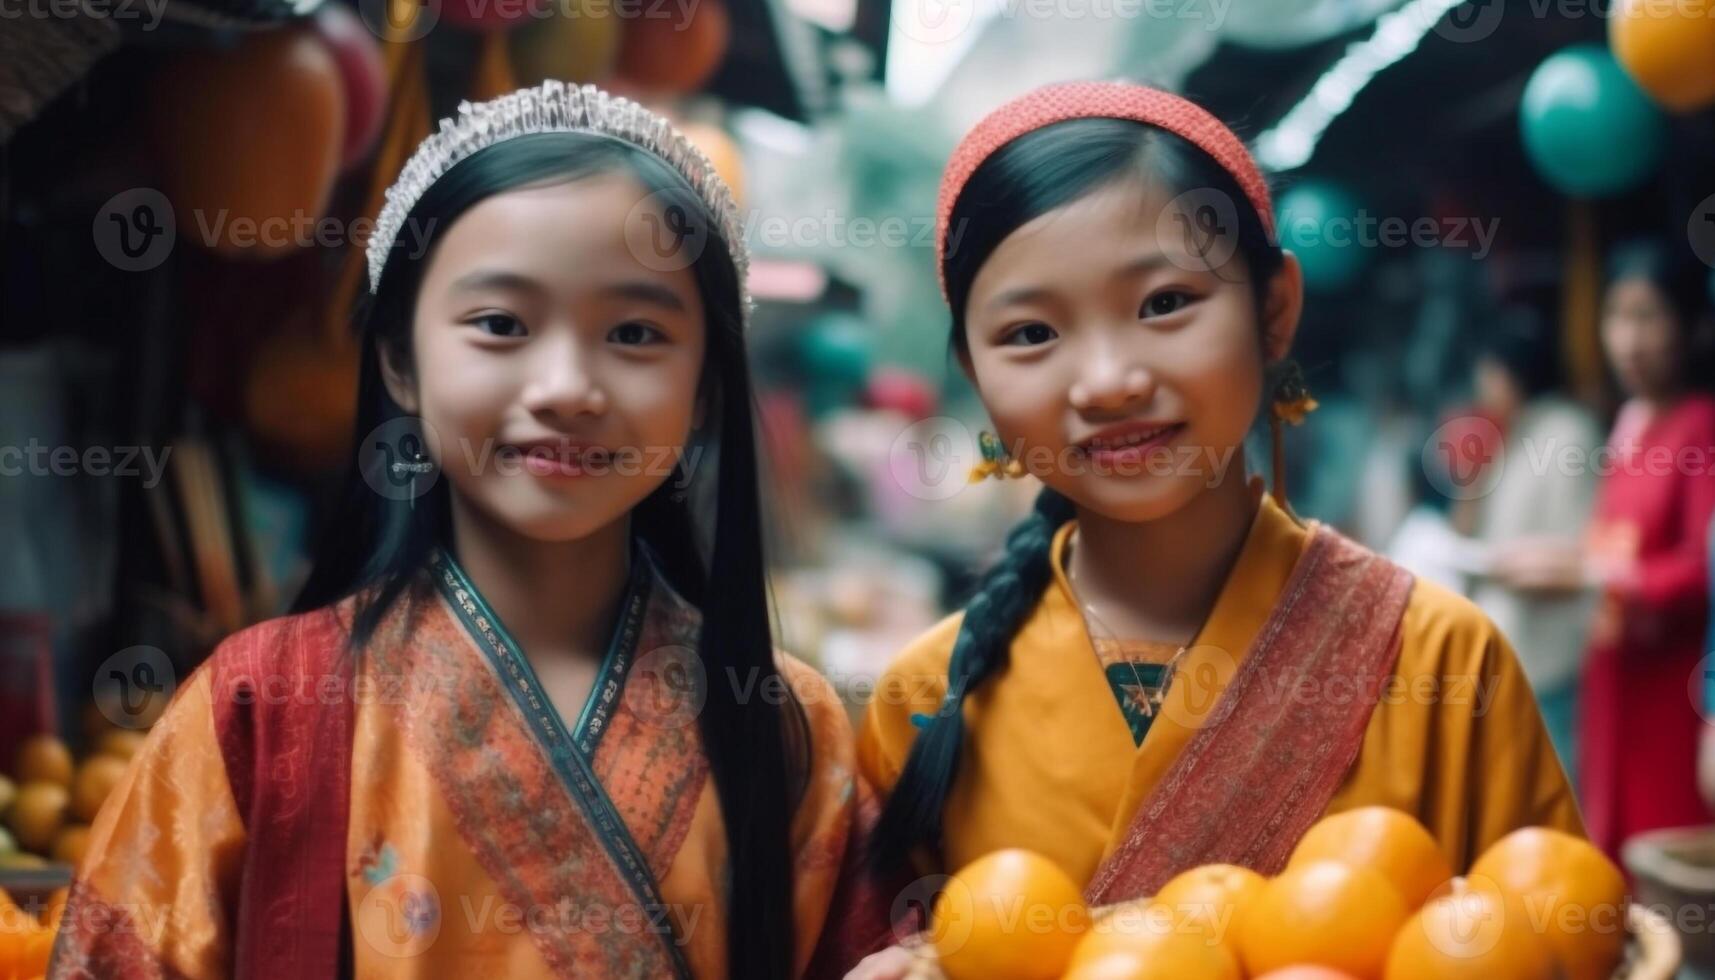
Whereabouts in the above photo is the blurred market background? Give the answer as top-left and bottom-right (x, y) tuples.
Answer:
(3, 0), (1715, 953)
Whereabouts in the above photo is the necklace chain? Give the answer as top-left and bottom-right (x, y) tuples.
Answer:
(1066, 529), (1192, 719)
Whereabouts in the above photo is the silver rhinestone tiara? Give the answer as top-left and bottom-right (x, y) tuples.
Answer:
(366, 80), (750, 318)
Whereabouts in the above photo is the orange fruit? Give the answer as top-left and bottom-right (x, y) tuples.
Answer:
(1062, 950), (1155, 979)
(1153, 863), (1266, 947)
(1385, 876), (1556, 980)
(1238, 859), (1409, 978)
(71, 755), (130, 823)
(6, 783), (68, 854)
(1289, 807), (1454, 910)
(12, 736), (72, 788)
(1062, 927), (1242, 980)
(51, 824), (91, 866)
(1254, 970), (1363, 980)
(95, 731), (147, 763)
(14, 922), (52, 977)
(1468, 828), (1627, 980)
(1068, 900), (1177, 967)
(0, 892), (43, 979)
(931, 849), (1087, 980)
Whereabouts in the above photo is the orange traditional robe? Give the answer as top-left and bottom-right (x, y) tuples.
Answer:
(52, 546), (882, 978)
(859, 481), (1585, 888)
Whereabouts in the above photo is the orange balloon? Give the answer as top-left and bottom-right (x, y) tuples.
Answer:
(1385, 877), (1557, 980)
(243, 326), (360, 473)
(615, 0), (729, 93)
(1289, 806), (1454, 910)
(931, 849), (1087, 980)
(510, 0), (622, 86)
(151, 27), (344, 258)
(1468, 828), (1628, 980)
(1611, 0), (1715, 112)
(1238, 860), (1409, 978)
(678, 121), (744, 206)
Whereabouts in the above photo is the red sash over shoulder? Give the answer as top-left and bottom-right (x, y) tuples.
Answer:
(207, 608), (356, 979)
(1084, 525), (1414, 905)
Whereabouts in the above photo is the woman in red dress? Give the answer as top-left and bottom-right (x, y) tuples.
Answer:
(1579, 238), (1715, 860)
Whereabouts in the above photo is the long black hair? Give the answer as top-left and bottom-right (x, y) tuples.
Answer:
(1475, 304), (1561, 401)
(871, 116), (1284, 871)
(295, 132), (807, 979)
(1604, 236), (1715, 390)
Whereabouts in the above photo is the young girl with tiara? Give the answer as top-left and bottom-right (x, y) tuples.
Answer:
(850, 81), (1583, 975)
(54, 83), (890, 979)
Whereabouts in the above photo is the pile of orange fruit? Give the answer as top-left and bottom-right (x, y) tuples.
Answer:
(1, 714), (146, 871)
(0, 886), (65, 980)
(928, 806), (1629, 980)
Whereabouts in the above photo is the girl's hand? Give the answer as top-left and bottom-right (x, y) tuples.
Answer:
(842, 943), (927, 980)
(1490, 539), (1588, 592)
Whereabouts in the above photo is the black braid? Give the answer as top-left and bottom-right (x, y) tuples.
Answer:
(870, 486), (1077, 872)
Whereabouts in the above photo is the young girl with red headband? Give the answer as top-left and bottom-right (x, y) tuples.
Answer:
(850, 81), (1583, 974)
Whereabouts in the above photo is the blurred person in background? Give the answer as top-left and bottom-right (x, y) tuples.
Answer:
(1580, 238), (1715, 860)
(1703, 508), (1715, 813)
(1467, 306), (1602, 781)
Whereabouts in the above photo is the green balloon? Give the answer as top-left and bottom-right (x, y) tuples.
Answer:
(1521, 43), (1666, 198)
(800, 315), (872, 415)
(1277, 179), (1366, 292)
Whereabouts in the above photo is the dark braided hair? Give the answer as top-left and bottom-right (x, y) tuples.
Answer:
(871, 114), (1282, 872)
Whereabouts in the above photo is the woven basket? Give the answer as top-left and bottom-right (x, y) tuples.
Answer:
(1624, 825), (1715, 979)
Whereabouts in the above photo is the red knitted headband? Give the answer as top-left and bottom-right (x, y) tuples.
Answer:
(934, 80), (1276, 302)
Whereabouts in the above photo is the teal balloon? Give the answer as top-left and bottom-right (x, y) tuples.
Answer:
(1277, 180), (1366, 292)
(1520, 44), (1667, 198)
(800, 314), (873, 415)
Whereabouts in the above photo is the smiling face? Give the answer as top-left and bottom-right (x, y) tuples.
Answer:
(382, 171), (708, 543)
(960, 177), (1301, 524)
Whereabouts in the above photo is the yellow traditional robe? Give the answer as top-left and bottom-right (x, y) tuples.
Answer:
(859, 483), (1584, 886)
(53, 548), (874, 979)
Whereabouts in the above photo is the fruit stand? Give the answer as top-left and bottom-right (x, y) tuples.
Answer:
(0, 713), (149, 978)
(901, 808), (1683, 980)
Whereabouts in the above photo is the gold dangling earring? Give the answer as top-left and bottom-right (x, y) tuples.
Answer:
(968, 430), (1024, 483)
(1269, 361), (1319, 508)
